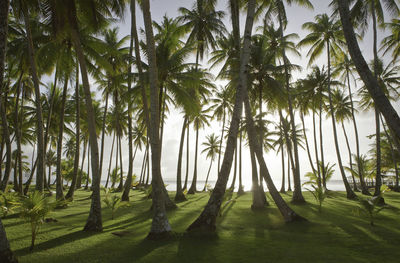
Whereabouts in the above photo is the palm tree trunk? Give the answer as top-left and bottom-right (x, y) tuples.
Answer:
(66, 67), (80, 199)
(0, 91), (11, 192)
(250, 142), (264, 210)
(347, 69), (368, 194)
(14, 72), (23, 194)
(337, 0), (400, 139)
(217, 109), (226, 172)
(142, 0), (172, 238)
(300, 112), (317, 178)
(279, 111), (296, 191)
(229, 144), (238, 190)
(55, 75), (68, 201)
(342, 123), (357, 191)
(22, 3), (45, 192)
(374, 106), (382, 197)
(117, 135), (124, 191)
(277, 6), (304, 204)
(280, 145), (285, 193)
(287, 152), (292, 191)
(319, 99), (326, 189)
(187, 0), (256, 231)
(0, 216), (17, 263)
(24, 158), (37, 195)
(183, 125), (190, 190)
(105, 132), (115, 188)
(77, 140), (87, 189)
(70, 22), (102, 231)
(188, 123), (199, 194)
(175, 117), (187, 201)
(312, 111), (321, 185)
(203, 160), (213, 192)
(99, 91), (109, 181)
(237, 127), (244, 194)
(85, 141), (90, 190)
(326, 43), (356, 199)
(380, 115), (400, 191)
(139, 146), (146, 185)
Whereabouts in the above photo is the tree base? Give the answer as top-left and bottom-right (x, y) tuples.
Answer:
(146, 231), (172, 240)
(346, 191), (358, 200)
(251, 203), (265, 211)
(174, 192), (187, 202)
(361, 189), (371, 196)
(83, 220), (103, 232)
(0, 249), (18, 263)
(286, 212), (308, 223)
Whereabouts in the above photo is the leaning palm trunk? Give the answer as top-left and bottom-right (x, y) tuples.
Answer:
(237, 127), (244, 194)
(105, 133), (115, 188)
(77, 140), (87, 189)
(312, 111), (321, 184)
(188, 0), (261, 231)
(300, 112), (317, 178)
(22, 3), (45, 192)
(175, 117), (187, 201)
(342, 123), (357, 191)
(374, 107), (382, 197)
(319, 99), (326, 189)
(70, 23), (102, 231)
(217, 109), (226, 172)
(99, 91), (109, 184)
(337, 0), (400, 139)
(326, 44), (356, 200)
(188, 123), (200, 194)
(250, 144), (264, 210)
(142, 0), (172, 238)
(55, 76), (69, 201)
(66, 68), (80, 200)
(381, 116), (400, 191)
(183, 126), (190, 190)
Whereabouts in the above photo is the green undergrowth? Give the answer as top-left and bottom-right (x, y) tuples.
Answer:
(3, 189), (400, 263)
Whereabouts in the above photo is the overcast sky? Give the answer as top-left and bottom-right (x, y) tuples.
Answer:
(23, 0), (400, 190)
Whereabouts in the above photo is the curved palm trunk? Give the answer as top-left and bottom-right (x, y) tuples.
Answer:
(347, 70), (367, 194)
(374, 107), (382, 196)
(337, 0), (400, 139)
(237, 127), (244, 194)
(85, 142), (90, 190)
(258, 86), (267, 204)
(142, 0), (172, 238)
(312, 111), (321, 183)
(381, 116), (400, 191)
(279, 111), (296, 192)
(202, 159), (213, 192)
(300, 112), (317, 178)
(112, 135), (118, 189)
(14, 73), (23, 194)
(280, 145), (286, 193)
(175, 117), (187, 201)
(229, 144), (238, 190)
(55, 76), (69, 201)
(66, 68), (80, 199)
(70, 22), (102, 231)
(183, 126), (190, 190)
(250, 143), (264, 210)
(22, 3), (45, 192)
(326, 44), (356, 199)
(116, 135), (124, 191)
(342, 123), (357, 191)
(319, 99), (326, 189)
(99, 92), (109, 181)
(105, 132), (115, 188)
(217, 109), (226, 173)
(187, 0), (257, 231)
(77, 140), (87, 189)
(287, 153), (292, 191)
(277, 6), (304, 204)
(188, 123), (200, 194)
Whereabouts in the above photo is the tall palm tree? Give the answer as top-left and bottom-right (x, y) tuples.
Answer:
(336, 0), (400, 140)
(201, 133), (220, 191)
(142, 0), (172, 238)
(299, 13), (356, 199)
(381, 18), (400, 64)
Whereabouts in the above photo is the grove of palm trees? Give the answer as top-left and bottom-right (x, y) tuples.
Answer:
(1, 0), (400, 262)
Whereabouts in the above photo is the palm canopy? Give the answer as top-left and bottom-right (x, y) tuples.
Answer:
(381, 18), (400, 63)
(201, 133), (220, 160)
(178, 0), (226, 61)
(298, 13), (345, 67)
(329, 88), (354, 123)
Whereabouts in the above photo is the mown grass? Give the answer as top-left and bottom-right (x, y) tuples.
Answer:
(3, 189), (400, 263)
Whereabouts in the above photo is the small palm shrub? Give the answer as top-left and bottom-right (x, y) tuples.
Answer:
(16, 191), (56, 250)
(353, 185), (389, 226)
(0, 187), (18, 218)
(307, 184), (327, 213)
(102, 189), (129, 220)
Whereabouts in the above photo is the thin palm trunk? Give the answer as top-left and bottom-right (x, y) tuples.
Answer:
(77, 140), (87, 189)
(117, 135), (124, 191)
(312, 111), (321, 183)
(287, 153), (292, 191)
(99, 92), (109, 181)
(342, 123), (357, 191)
(319, 99), (326, 189)
(175, 117), (187, 201)
(183, 125), (190, 190)
(188, 123), (199, 194)
(105, 132), (115, 188)
(112, 134), (119, 189)
(280, 143), (285, 193)
(374, 106), (382, 196)
(55, 76), (69, 201)
(337, 0), (400, 139)
(14, 72), (23, 194)
(381, 115), (399, 190)
(237, 127), (244, 194)
(22, 3), (45, 192)
(217, 109), (226, 172)
(85, 141), (90, 190)
(24, 158), (37, 195)
(229, 144), (238, 190)
(139, 146), (146, 185)
(326, 44), (356, 199)
(66, 68), (80, 199)
(203, 159), (213, 192)
(300, 112), (317, 178)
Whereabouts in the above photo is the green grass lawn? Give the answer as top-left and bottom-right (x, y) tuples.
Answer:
(3, 189), (400, 263)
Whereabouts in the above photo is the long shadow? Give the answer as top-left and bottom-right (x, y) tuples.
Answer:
(178, 195), (208, 208)
(14, 230), (93, 256)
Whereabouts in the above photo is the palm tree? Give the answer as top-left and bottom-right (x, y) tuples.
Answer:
(336, 0), (400, 140)
(381, 18), (400, 64)
(188, 107), (211, 194)
(45, 150), (56, 188)
(142, 0), (172, 238)
(299, 13), (356, 199)
(201, 133), (220, 191)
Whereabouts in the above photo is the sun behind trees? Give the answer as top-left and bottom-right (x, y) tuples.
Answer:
(0, 0), (400, 262)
